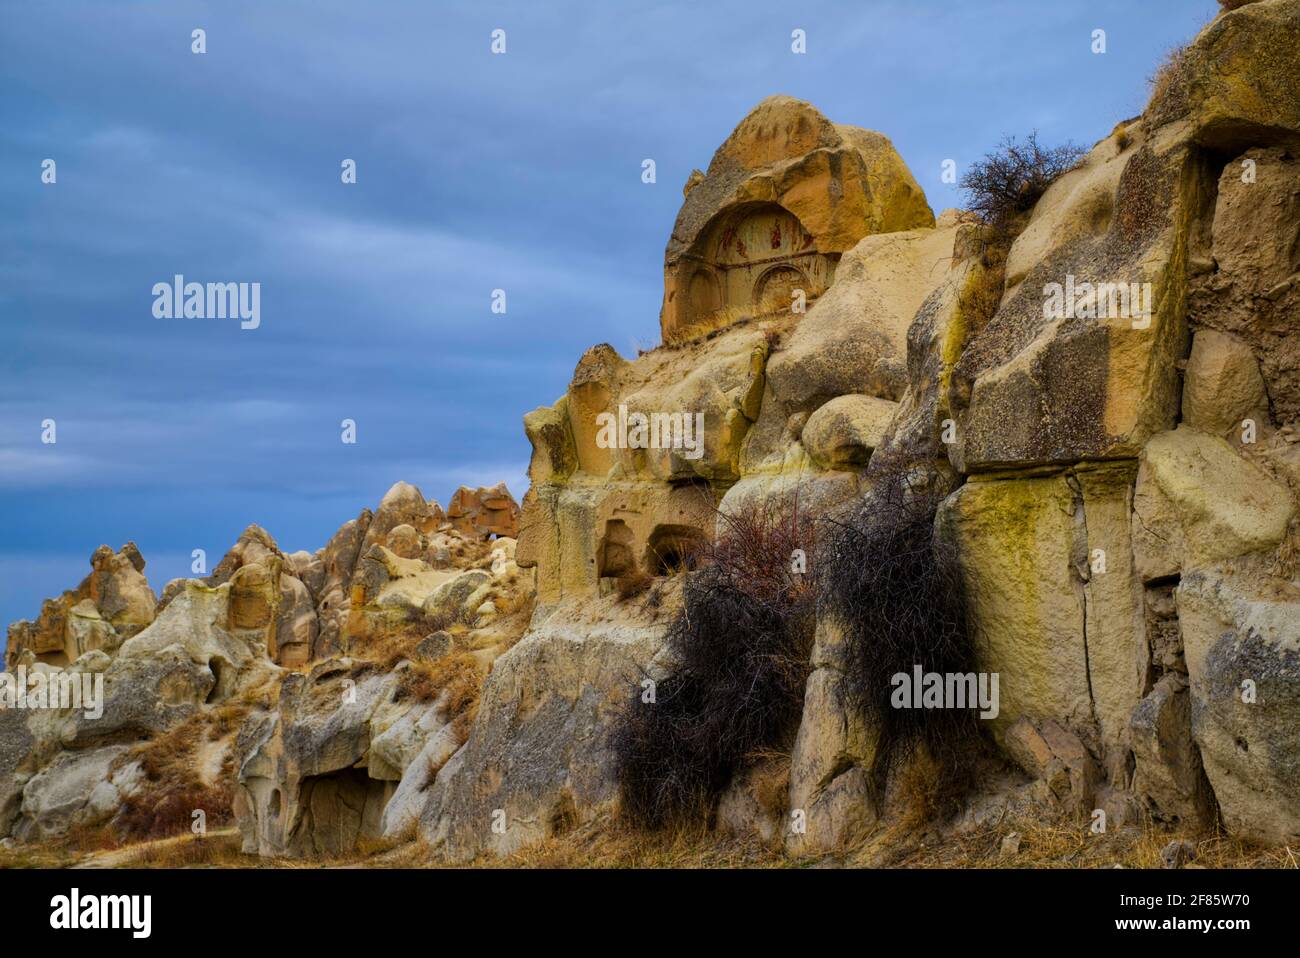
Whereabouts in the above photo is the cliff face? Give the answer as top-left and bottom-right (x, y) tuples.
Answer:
(418, 0), (1300, 860)
(3, 0), (1299, 865)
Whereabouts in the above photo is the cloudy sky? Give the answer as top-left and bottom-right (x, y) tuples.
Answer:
(0, 0), (1217, 634)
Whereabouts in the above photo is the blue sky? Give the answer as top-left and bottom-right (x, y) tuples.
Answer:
(0, 0), (1217, 635)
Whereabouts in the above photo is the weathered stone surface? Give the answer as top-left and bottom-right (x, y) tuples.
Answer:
(61, 584), (281, 749)
(418, 595), (666, 861)
(314, 509), (373, 658)
(235, 660), (402, 858)
(1132, 427), (1294, 581)
(938, 464), (1147, 777)
(948, 119), (1196, 472)
(1145, 1), (1300, 151)
(0, 711), (35, 837)
(759, 225), (960, 435)
(523, 398), (578, 485)
(422, 570), (490, 622)
(1182, 329), (1269, 438)
(11, 746), (127, 842)
(380, 721), (462, 838)
(786, 619), (876, 855)
(1002, 717), (1102, 813)
(1177, 562), (1300, 843)
(519, 475), (716, 607)
(1130, 673), (1216, 827)
(1189, 147), (1300, 422)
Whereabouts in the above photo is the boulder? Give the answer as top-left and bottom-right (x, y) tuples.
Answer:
(1145, 1), (1300, 151)
(1132, 427), (1294, 581)
(1177, 562), (1300, 843)
(761, 225), (960, 422)
(948, 118), (1190, 472)
(11, 746), (128, 842)
(1182, 329), (1269, 439)
(1129, 673), (1217, 827)
(801, 394), (899, 470)
(422, 570), (491, 623)
(419, 595), (665, 860)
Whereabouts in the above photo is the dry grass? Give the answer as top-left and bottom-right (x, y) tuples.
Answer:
(956, 235), (1009, 340)
(462, 819), (789, 869)
(397, 651), (486, 741)
(110, 706), (244, 841)
(6, 801), (1296, 870)
(855, 804), (1295, 870)
(615, 569), (654, 600)
(112, 828), (253, 867)
(1147, 43), (1191, 115)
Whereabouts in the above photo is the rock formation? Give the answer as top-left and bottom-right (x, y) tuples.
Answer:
(3, 0), (1299, 866)
(417, 0), (1300, 860)
(446, 482), (520, 540)
(0, 482), (531, 850)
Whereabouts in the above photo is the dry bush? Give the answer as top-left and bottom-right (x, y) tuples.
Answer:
(960, 132), (1086, 235)
(398, 651), (485, 742)
(613, 495), (817, 829)
(821, 461), (982, 817)
(114, 713), (239, 841)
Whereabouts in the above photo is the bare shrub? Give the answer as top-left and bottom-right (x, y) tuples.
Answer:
(960, 132), (1086, 235)
(613, 495), (818, 829)
(821, 460), (983, 818)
